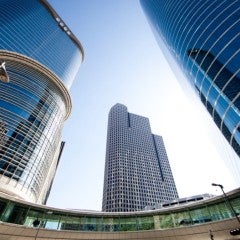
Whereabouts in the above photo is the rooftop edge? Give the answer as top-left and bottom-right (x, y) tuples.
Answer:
(39, 0), (85, 62)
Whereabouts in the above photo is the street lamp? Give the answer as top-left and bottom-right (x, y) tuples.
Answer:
(212, 183), (240, 229)
(34, 211), (53, 240)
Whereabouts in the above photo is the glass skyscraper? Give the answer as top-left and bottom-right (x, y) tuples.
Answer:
(140, 0), (240, 175)
(0, 0), (83, 204)
(102, 104), (178, 212)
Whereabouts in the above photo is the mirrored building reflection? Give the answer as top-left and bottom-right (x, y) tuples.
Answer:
(0, 0), (84, 203)
(140, 0), (240, 182)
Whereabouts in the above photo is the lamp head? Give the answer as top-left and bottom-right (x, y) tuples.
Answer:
(212, 183), (223, 189)
(0, 61), (9, 83)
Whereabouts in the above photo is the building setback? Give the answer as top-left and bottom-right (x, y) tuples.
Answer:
(102, 104), (178, 212)
(0, 0), (83, 204)
(140, 0), (240, 182)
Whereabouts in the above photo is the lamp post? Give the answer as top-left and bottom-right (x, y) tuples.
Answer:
(211, 183), (240, 225)
(34, 211), (53, 240)
(33, 218), (41, 240)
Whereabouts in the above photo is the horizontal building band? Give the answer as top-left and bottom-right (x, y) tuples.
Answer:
(0, 50), (71, 119)
(0, 188), (239, 237)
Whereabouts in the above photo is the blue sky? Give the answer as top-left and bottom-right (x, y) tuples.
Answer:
(47, 0), (238, 211)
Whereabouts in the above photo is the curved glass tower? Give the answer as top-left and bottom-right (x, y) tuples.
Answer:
(140, 1), (240, 159)
(0, 0), (84, 203)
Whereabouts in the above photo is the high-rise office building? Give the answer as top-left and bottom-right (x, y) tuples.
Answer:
(0, 0), (84, 203)
(102, 104), (178, 212)
(140, 0), (240, 178)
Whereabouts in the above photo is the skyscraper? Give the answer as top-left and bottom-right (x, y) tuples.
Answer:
(102, 104), (178, 212)
(0, 0), (83, 203)
(140, 0), (240, 178)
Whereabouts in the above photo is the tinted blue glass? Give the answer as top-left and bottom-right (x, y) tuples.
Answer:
(0, 59), (67, 202)
(0, 0), (83, 89)
(140, 0), (240, 157)
(0, 100), (28, 119)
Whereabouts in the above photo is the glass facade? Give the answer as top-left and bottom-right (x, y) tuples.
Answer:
(0, 52), (69, 203)
(0, 0), (83, 203)
(140, 0), (240, 159)
(0, 0), (84, 89)
(0, 188), (239, 232)
(102, 104), (178, 212)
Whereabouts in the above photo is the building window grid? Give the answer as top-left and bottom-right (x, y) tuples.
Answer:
(103, 104), (178, 212)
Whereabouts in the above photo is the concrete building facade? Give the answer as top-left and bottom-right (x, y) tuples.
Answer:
(102, 104), (178, 212)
